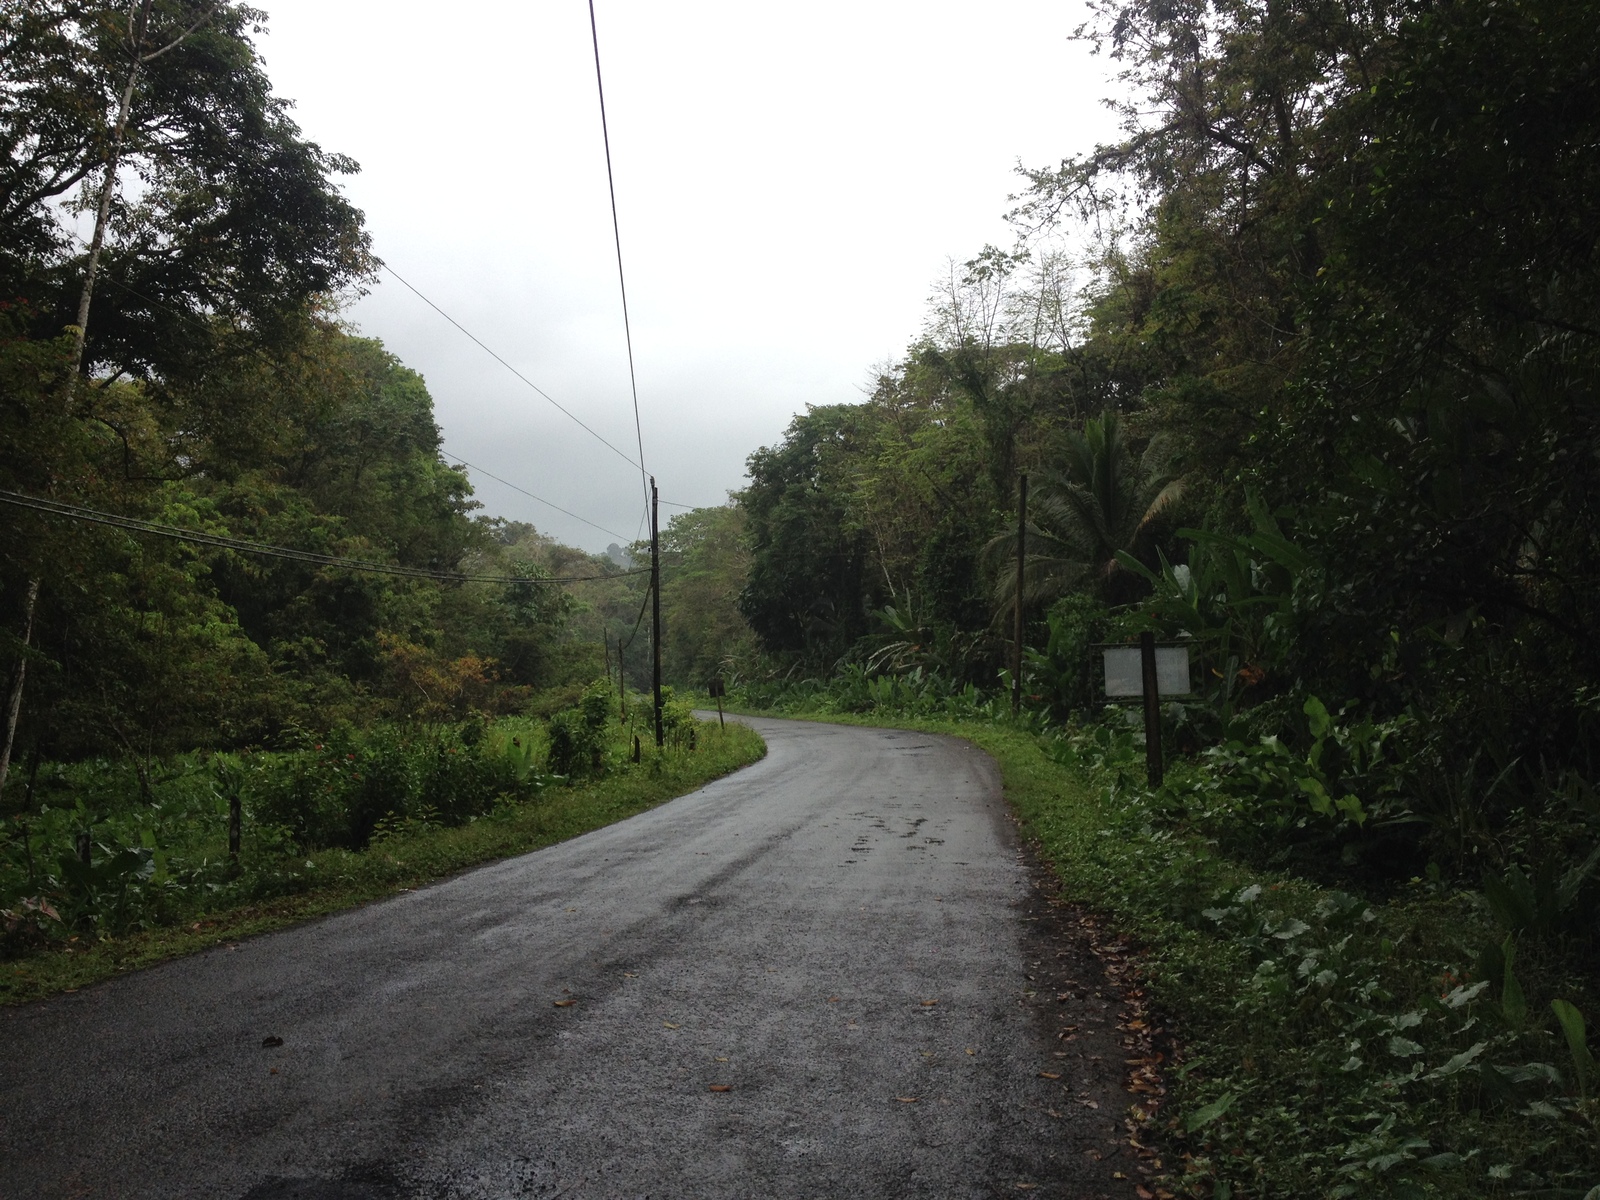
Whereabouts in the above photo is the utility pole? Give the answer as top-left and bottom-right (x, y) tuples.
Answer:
(651, 477), (664, 749)
(1012, 473), (1028, 717)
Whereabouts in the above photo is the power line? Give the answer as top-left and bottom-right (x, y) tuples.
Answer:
(84, 262), (641, 549)
(446, 454), (631, 542)
(618, 573), (653, 652)
(587, 0), (650, 516)
(0, 490), (648, 586)
(382, 263), (644, 473)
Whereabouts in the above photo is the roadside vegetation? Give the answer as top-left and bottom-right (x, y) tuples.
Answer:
(3, 686), (762, 1004)
(1, 8), (750, 999)
(733, 688), (1598, 1198)
(689, 0), (1600, 1194)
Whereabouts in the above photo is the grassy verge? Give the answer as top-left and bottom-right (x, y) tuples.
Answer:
(729, 706), (1599, 1199)
(2, 719), (764, 1006)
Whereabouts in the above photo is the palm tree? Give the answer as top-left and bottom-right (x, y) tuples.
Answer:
(992, 409), (1184, 612)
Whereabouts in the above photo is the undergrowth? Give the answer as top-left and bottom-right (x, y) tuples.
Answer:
(2, 692), (762, 1004)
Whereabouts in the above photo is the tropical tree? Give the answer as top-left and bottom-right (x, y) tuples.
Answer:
(990, 409), (1183, 613)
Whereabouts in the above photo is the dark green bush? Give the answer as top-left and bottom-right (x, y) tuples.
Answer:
(546, 680), (613, 778)
(252, 723), (537, 850)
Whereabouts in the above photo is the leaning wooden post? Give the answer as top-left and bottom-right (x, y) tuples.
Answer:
(1140, 630), (1163, 787)
(1012, 473), (1028, 717)
(228, 793), (242, 862)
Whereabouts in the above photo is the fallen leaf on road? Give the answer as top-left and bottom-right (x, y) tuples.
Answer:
(827, 996), (840, 1003)
(1015, 1184), (1038, 1191)
(663, 1021), (680, 1029)
(895, 1096), (919, 1103)
(966, 1047), (975, 1055)
(709, 1085), (731, 1093)
(553, 1000), (576, 1008)
(1136, 1187), (1155, 1199)
(1037, 1071), (1062, 1080)
(920, 999), (938, 1007)
(268, 1067), (278, 1075)
(261, 1036), (283, 1048)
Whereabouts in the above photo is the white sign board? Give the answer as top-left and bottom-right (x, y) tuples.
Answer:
(1103, 646), (1191, 698)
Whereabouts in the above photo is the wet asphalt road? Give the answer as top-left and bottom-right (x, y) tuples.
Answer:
(1, 717), (1137, 1199)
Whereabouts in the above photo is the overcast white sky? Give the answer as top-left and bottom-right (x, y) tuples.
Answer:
(255, 1), (1123, 551)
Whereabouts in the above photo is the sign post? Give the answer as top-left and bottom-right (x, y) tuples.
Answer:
(1139, 632), (1162, 786)
(1100, 640), (1191, 788)
(708, 677), (726, 728)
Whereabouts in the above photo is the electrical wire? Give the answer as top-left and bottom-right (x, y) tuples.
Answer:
(381, 263), (643, 473)
(587, 0), (651, 516)
(84, 264), (639, 548)
(445, 454), (630, 542)
(618, 573), (653, 652)
(0, 490), (648, 586)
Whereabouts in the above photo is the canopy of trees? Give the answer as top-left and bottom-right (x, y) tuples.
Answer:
(735, 0), (1600, 880)
(0, 2), (639, 793)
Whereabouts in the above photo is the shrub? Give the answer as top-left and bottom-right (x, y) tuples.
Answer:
(546, 680), (613, 778)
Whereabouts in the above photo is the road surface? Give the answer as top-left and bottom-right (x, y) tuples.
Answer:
(1, 717), (1139, 1198)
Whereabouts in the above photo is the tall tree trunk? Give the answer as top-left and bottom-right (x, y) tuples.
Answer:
(0, 579), (41, 804)
(8, 5), (156, 795)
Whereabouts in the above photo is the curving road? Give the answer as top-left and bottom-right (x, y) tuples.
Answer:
(1, 717), (1138, 1199)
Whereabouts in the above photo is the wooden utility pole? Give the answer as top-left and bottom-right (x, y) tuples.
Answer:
(651, 477), (664, 749)
(1012, 473), (1028, 717)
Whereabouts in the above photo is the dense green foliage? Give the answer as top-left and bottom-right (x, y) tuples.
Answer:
(0, 4), (655, 766)
(0, 4), (685, 971)
(733, 0), (1600, 931)
(725, 0), (1600, 1193)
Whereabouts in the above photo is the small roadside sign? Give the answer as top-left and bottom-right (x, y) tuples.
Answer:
(1102, 645), (1191, 698)
(1095, 637), (1190, 787)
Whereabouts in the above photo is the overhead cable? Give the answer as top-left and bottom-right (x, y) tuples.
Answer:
(0, 490), (647, 586)
(587, 0), (651, 515)
(617, 573), (653, 653)
(382, 264), (643, 473)
(446, 454), (630, 542)
(83, 261), (638, 547)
